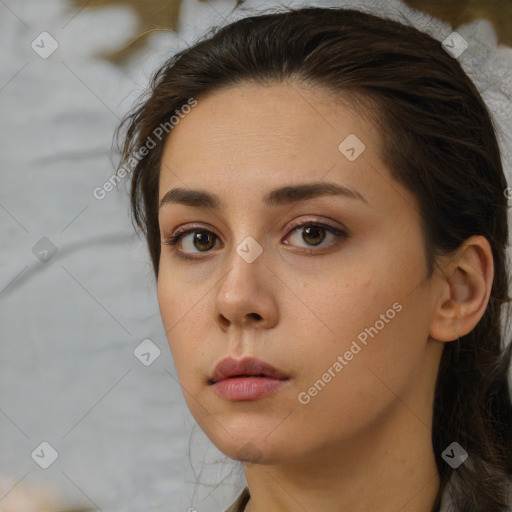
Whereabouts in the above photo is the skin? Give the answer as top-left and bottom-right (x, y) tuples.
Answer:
(156, 82), (493, 512)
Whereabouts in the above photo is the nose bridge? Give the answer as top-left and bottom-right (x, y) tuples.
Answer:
(221, 205), (266, 268)
(213, 228), (275, 329)
(219, 232), (265, 302)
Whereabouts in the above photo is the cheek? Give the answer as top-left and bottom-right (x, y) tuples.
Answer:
(157, 273), (212, 384)
(157, 276), (193, 370)
(292, 268), (379, 349)
(290, 306), (427, 448)
(157, 276), (176, 334)
(291, 250), (427, 402)
(157, 269), (207, 330)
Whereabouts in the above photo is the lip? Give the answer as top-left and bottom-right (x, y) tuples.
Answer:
(209, 356), (289, 383)
(208, 356), (290, 401)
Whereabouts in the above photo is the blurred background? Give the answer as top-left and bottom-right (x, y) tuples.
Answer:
(1, 0), (511, 511)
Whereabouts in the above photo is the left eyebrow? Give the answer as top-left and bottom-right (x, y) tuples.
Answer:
(159, 181), (369, 209)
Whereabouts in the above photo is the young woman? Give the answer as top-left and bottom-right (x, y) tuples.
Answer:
(116, 6), (512, 512)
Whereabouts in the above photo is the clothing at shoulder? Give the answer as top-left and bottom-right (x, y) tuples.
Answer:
(224, 487), (250, 512)
(223, 481), (512, 511)
(225, 485), (452, 512)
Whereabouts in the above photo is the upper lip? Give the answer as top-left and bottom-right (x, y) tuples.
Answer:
(209, 356), (289, 383)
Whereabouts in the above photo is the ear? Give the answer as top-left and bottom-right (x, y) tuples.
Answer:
(429, 235), (494, 342)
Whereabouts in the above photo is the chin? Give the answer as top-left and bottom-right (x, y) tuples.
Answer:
(211, 429), (301, 465)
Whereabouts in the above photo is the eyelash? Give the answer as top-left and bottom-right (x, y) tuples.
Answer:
(162, 219), (348, 260)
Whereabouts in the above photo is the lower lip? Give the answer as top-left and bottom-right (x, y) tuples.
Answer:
(212, 376), (288, 400)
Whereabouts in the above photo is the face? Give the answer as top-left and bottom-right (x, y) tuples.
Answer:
(157, 82), (442, 466)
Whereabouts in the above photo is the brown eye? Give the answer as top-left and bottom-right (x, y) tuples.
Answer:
(284, 221), (347, 251)
(190, 231), (217, 251)
(301, 225), (326, 246)
(164, 228), (220, 256)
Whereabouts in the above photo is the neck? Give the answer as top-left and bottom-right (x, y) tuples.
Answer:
(243, 371), (442, 512)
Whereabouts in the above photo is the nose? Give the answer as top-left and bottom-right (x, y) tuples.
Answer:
(213, 241), (278, 332)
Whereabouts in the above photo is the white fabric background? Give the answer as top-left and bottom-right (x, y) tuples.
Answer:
(1, 0), (511, 510)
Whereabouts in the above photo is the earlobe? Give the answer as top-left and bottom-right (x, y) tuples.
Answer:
(428, 236), (494, 343)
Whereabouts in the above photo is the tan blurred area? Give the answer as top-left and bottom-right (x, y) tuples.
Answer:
(404, 0), (512, 45)
(67, 0), (512, 66)
(0, 479), (91, 512)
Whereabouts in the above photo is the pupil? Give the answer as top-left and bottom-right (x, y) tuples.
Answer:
(195, 231), (214, 251)
(304, 226), (325, 246)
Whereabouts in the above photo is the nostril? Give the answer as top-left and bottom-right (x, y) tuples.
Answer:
(218, 314), (230, 329)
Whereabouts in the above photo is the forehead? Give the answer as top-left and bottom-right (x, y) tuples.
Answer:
(159, 82), (381, 191)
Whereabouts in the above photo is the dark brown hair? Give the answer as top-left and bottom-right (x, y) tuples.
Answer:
(116, 6), (512, 511)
